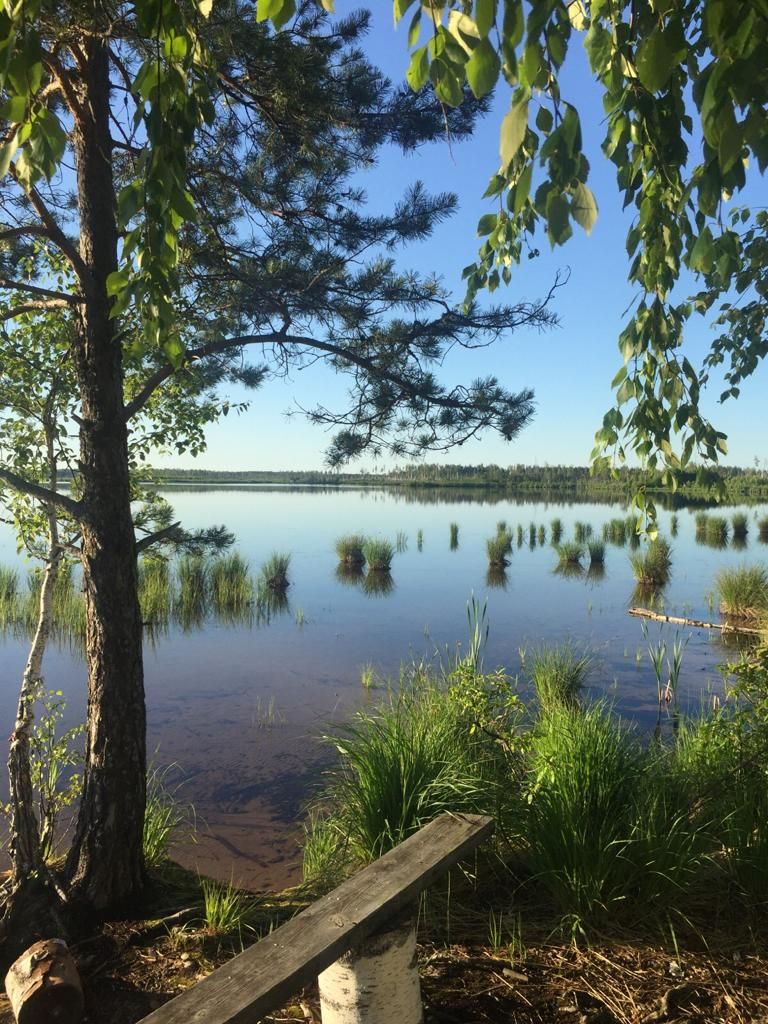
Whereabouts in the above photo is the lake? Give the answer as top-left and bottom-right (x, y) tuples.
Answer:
(1, 486), (766, 890)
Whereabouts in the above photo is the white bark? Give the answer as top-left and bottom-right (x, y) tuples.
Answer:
(318, 918), (423, 1024)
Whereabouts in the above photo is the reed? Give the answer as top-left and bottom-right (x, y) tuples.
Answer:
(260, 551), (291, 590)
(732, 513), (749, 541)
(362, 538), (394, 572)
(487, 529), (513, 567)
(603, 518), (627, 546)
(416, 529), (423, 551)
(555, 541), (583, 566)
(574, 521), (593, 543)
(695, 511), (709, 537)
(630, 538), (672, 587)
(0, 565), (18, 603)
(537, 524), (546, 545)
(587, 539), (605, 565)
(395, 530), (408, 553)
(670, 513), (679, 536)
(626, 516), (641, 549)
(759, 517), (768, 544)
(705, 516), (730, 547)
(528, 523), (536, 547)
(210, 553), (253, 613)
(550, 518), (563, 545)
(516, 524), (523, 547)
(144, 763), (193, 868)
(138, 558), (172, 625)
(449, 522), (459, 550)
(529, 644), (591, 712)
(496, 519), (508, 534)
(176, 555), (209, 615)
(335, 534), (366, 566)
(716, 564), (768, 619)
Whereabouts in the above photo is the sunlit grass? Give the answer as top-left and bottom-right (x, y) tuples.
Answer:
(630, 538), (672, 587)
(716, 564), (768, 619)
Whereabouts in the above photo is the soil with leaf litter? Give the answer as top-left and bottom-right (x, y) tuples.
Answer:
(1, 902), (767, 1024)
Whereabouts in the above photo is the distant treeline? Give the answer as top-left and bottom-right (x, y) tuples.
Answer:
(114, 463), (768, 503)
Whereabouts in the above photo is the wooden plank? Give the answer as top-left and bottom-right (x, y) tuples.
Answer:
(139, 813), (493, 1024)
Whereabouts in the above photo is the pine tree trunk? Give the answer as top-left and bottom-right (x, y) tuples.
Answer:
(63, 31), (146, 909)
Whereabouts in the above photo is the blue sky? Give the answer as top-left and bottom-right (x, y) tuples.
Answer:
(156, 5), (766, 472)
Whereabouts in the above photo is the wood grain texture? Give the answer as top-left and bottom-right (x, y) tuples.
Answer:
(139, 812), (493, 1024)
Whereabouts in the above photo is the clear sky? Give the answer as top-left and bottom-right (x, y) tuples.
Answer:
(155, 4), (766, 473)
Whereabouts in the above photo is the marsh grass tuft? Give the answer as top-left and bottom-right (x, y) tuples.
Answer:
(144, 763), (194, 868)
(550, 518), (563, 545)
(335, 534), (366, 566)
(449, 523), (459, 550)
(530, 644), (591, 712)
(555, 541), (583, 566)
(362, 538), (394, 572)
(587, 539), (605, 565)
(260, 552), (290, 591)
(630, 538), (672, 587)
(210, 553), (253, 615)
(732, 513), (748, 541)
(759, 517), (768, 544)
(201, 877), (249, 938)
(716, 564), (768, 619)
(487, 529), (513, 567)
(574, 521), (593, 543)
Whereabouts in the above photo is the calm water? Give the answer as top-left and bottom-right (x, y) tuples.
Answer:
(1, 487), (766, 889)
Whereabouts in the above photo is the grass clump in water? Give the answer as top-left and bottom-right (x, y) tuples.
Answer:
(362, 538), (394, 572)
(210, 553), (253, 615)
(138, 559), (172, 626)
(732, 513), (749, 542)
(716, 564), (768, 620)
(603, 518), (627, 546)
(574, 521), (593, 543)
(759, 517), (768, 544)
(555, 541), (583, 566)
(587, 539), (605, 565)
(550, 518), (563, 545)
(449, 523), (459, 550)
(260, 552), (290, 591)
(335, 534), (366, 567)
(630, 538), (672, 587)
(529, 644), (591, 712)
(487, 530), (513, 567)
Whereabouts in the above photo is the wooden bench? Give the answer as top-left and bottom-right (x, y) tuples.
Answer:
(139, 811), (493, 1024)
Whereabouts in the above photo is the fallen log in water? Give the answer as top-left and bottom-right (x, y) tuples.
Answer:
(628, 607), (763, 636)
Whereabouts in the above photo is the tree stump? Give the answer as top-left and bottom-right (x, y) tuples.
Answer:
(4, 938), (83, 1024)
(318, 916), (423, 1024)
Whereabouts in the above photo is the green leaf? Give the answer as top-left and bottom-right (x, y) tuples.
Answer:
(406, 46), (429, 91)
(256, 0), (290, 24)
(106, 270), (131, 297)
(394, 0), (418, 24)
(318, 0), (334, 9)
(499, 97), (529, 170)
(535, 105), (553, 133)
(689, 226), (714, 273)
(465, 38), (500, 98)
(546, 191), (572, 246)
(1, 94), (26, 122)
(0, 136), (19, 179)
(512, 161), (532, 214)
(635, 29), (678, 93)
(477, 213), (498, 236)
(570, 181), (598, 234)
(407, 9), (421, 47)
(197, 0), (214, 15)
(431, 59), (464, 107)
(475, 0), (496, 38)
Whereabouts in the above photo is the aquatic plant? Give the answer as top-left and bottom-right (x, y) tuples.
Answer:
(587, 539), (605, 565)
(528, 523), (536, 547)
(487, 529), (513, 567)
(496, 519), (508, 534)
(603, 518), (627, 546)
(416, 529), (423, 551)
(759, 517), (768, 544)
(716, 564), (768, 619)
(670, 513), (679, 537)
(705, 516), (730, 548)
(550, 518), (563, 545)
(555, 541), (583, 566)
(210, 553), (253, 613)
(362, 569), (395, 597)
(138, 558), (172, 625)
(260, 552), (291, 590)
(732, 513), (749, 542)
(449, 522), (459, 550)
(630, 538), (672, 587)
(362, 538), (394, 572)
(395, 530), (408, 553)
(516, 524), (523, 547)
(537, 524), (546, 546)
(529, 644), (591, 712)
(335, 534), (366, 566)
(574, 521), (593, 543)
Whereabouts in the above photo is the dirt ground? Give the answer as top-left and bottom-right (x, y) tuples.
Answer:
(2, 913), (767, 1024)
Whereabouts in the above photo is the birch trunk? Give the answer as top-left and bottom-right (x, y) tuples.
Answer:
(318, 917), (423, 1024)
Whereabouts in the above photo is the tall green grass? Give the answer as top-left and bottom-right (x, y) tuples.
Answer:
(138, 558), (172, 625)
(210, 553), (253, 615)
(529, 645), (591, 712)
(335, 534), (366, 566)
(487, 529), (513, 567)
(587, 539), (605, 565)
(630, 538), (672, 587)
(555, 541), (583, 566)
(603, 518), (627, 546)
(550, 518), (563, 545)
(363, 539), (394, 572)
(574, 521), (593, 543)
(716, 564), (768, 619)
(732, 513), (749, 542)
(260, 552), (290, 590)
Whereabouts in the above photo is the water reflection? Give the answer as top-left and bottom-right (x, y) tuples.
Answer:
(362, 569), (395, 597)
(553, 563), (585, 581)
(335, 563), (365, 587)
(586, 563), (607, 585)
(485, 565), (508, 590)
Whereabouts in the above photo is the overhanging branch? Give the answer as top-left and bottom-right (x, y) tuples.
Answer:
(135, 521), (182, 554)
(0, 467), (84, 519)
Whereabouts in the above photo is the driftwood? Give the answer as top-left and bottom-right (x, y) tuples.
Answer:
(4, 938), (83, 1024)
(628, 607), (763, 636)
